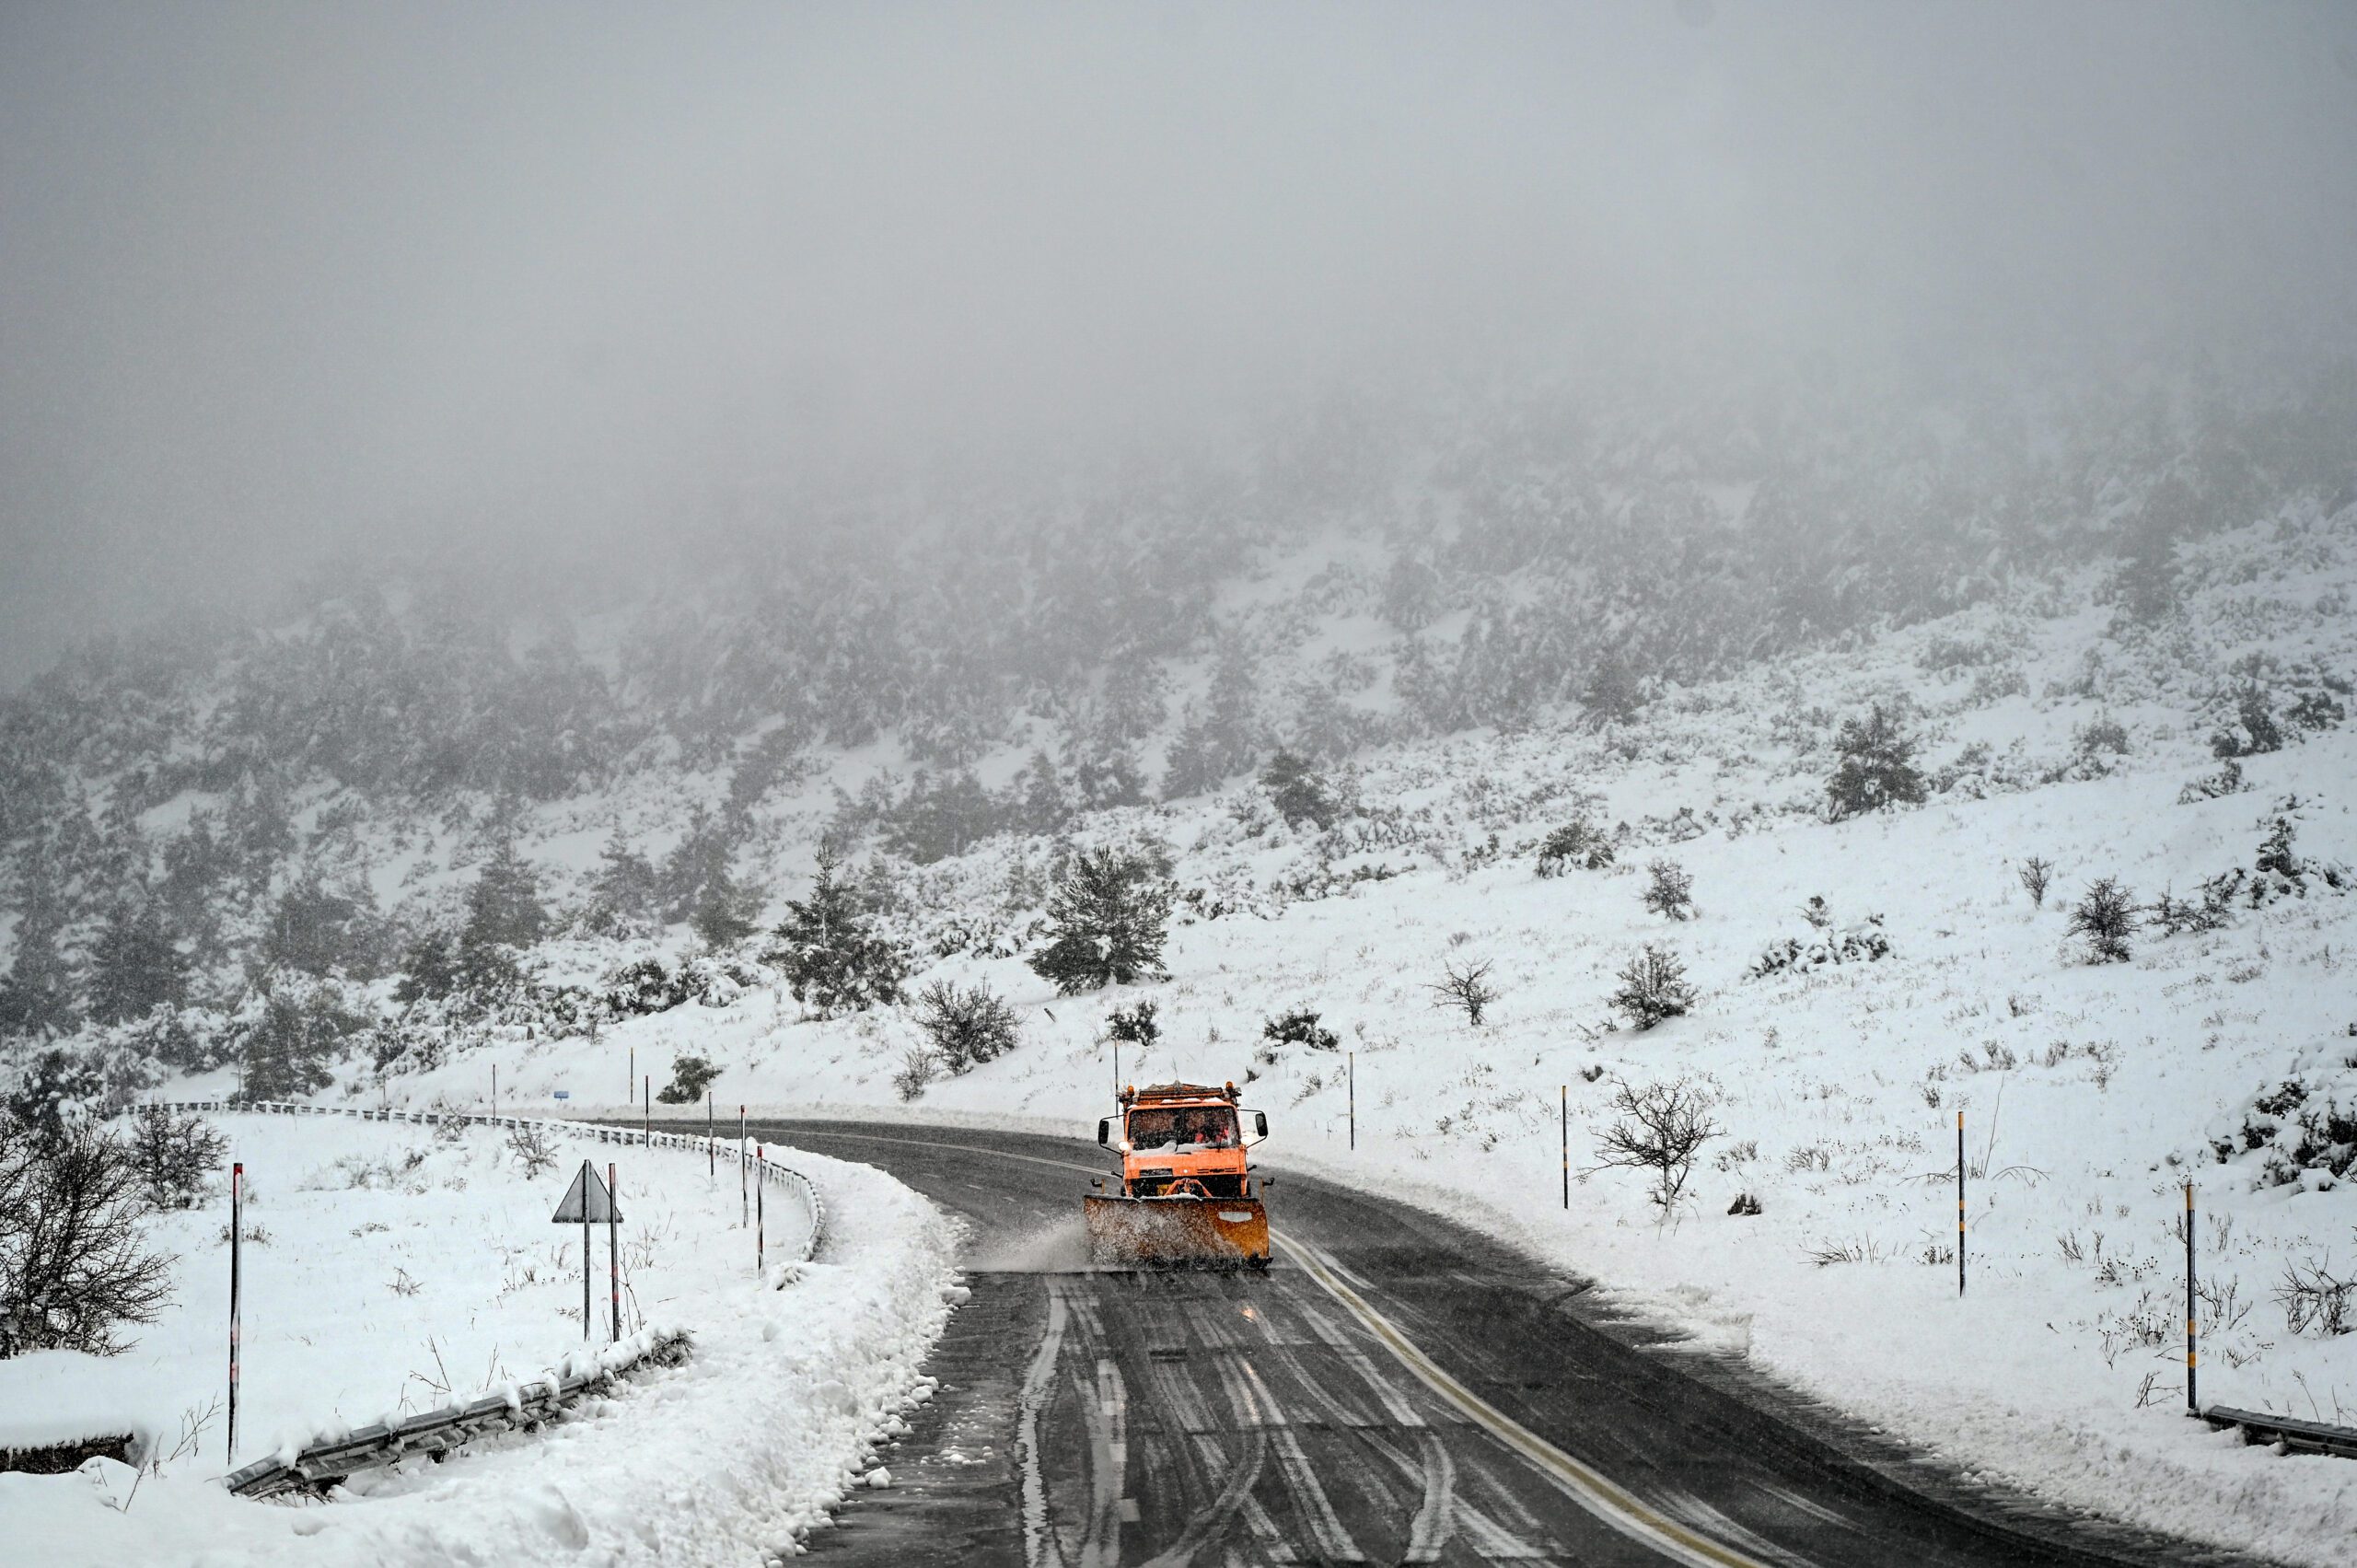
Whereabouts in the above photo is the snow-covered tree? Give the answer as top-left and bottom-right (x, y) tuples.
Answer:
(85, 902), (189, 1026)
(1825, 705), (1927, 820)
(1028, 848), (1172, 994)
(765, 843), (907, 1016)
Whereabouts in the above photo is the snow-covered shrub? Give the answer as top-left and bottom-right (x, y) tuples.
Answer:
(126, 1106), (225, 1211)
(1643, 859), (1695, 921)
(2177, 757), (2247, 804)
(605, 958), (690, 1017)
(2015, 856), (2055, 908)
(1610, 945), (1695, 1031)
(1824, 704), (1927, 820)
(2068, 877), (2138, 964)
(656, 1053), (723, 1105)
(1260, 750), (1339, 831)
(2209, 681), (2284, 760)
(1259, 1008), (1340, 1055)
(0, 1116), (174, 1357)
(915, 981), (1020, 1074)
(1534, 819), (1615, 877)
(1745, 917), (1890, 980)
(2212, 1068), (2357, 1187)
(1105, 1001), (1160, 1049)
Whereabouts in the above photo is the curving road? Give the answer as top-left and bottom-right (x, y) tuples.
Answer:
(757, 1119), (2252, 1568)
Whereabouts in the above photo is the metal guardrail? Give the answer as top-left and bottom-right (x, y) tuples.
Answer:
(156, 1098), (828, 1265)
(221, 1329), (692, 1497)
(2202, 1405), (2357, 1460)
(148, 1099), (830, 1493)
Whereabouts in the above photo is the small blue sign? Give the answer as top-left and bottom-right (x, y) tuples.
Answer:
(553, 1090), (571, 1101)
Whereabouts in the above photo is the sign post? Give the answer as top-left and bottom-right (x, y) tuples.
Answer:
(738, 1106), (748, 1229)
(609, 1163), (621, 1341)
(756, 1144), (766, 1274)
(228, 1161), (243, 1464)
(551, 1160), (622, 1342)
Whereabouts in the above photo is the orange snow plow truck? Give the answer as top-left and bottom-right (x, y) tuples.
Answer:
(1086, 1081), (1271, 1269)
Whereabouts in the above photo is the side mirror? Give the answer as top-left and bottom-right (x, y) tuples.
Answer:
(1254, 1111), (1269, 1139)
(1097, 1118), (1111, 1146)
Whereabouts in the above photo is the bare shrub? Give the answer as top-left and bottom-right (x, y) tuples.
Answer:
(2016, 855), (2055, 908)
(891, 1047), (940, 1102)
(0, 1118), (175, 1358)
(1426, 958), (1499, 1026)
(915, 981), (1021, 1074)
(2069, 877), (2138, 963)
(1585, 1076), (1720, 1213)
(505, 1121), (558, 1180)
(1610, 945), (1696, 1031)
(1643, 859), (1695, 921)
(2276, 1252), (2354, 1337)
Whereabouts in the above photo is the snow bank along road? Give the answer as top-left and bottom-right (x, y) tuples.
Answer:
(763, 1120), (2261, 1568)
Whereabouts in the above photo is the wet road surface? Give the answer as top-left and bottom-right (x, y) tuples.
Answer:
(754, 1120), (2255, 1568)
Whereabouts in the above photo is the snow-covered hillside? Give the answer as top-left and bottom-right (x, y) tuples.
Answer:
(0, 1112), (959, 1566)
(264, 505), (2357, 1564)
(10, 485), (2357, 1561)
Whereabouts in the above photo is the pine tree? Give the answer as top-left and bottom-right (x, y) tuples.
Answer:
(765, 843), (907, 1016)
(1259, 750), (1337, 830)
(461, 838), (547, 951)
(691, 865), (761, 948)
(391, 930), (460, 1005)
(86, 902), (190, 1026)
(0, 906), (79, 1041)
(590, 830), (658, 923)
(261, 875), (378, 978)
(237, 990), (353, 1100)
(1028, 848), (1172, 994)
(1012, 749), (1069, 834)
(1825, 705), (1928, 820)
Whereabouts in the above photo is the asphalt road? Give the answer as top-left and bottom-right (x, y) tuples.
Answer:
(755, 1119), (2249, 1568)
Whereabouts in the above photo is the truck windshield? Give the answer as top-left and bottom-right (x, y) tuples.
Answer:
(1128, 1106), (1239, 1152)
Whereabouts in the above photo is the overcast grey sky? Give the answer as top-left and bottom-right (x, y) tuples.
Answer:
(5, 2), (2354, 685)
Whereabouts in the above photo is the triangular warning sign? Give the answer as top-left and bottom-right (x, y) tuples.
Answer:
(551, 1160), (621, 1224)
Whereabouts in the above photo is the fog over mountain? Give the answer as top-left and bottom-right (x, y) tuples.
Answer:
(5, 2), (2355, 682)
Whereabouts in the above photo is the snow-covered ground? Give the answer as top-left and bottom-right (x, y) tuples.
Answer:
(0, 1112), (959, 1565)
(93, 507), (2357, 1562)
(262, 515), (2357, 1563)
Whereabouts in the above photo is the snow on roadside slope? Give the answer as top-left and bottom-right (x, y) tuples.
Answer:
(0, 1113), (959, 1566)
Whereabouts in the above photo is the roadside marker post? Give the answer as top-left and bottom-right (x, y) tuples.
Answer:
(627, 1045), (633, 1108)
(1562, 1085), (1570, 1210)
(739, 1106), (748, 1229)
(1956, 1110), (1967, 1298)
(756, 1144), (767, 1274)
(609, 1163), (621, 1342)
(228, 1161), (243, 1464)
(643, 1075), (651, 1144)
(2186, 1180), (2199, 1415)
(492, 1063), (497, 1120)
(707, 1091), (714, 1183)
(1348, 1051), (1356, 1151)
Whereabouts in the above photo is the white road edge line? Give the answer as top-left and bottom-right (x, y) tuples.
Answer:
(1274, 1230), (1793, 1568)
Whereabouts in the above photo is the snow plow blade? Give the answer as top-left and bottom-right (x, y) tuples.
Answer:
(1085, 1193), (1269, 1269)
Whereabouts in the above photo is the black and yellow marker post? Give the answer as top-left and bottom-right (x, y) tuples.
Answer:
(1956, 1109), (1967, 1298)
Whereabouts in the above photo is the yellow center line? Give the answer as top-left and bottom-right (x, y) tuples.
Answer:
(1274, 1230), (1784, 1568)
